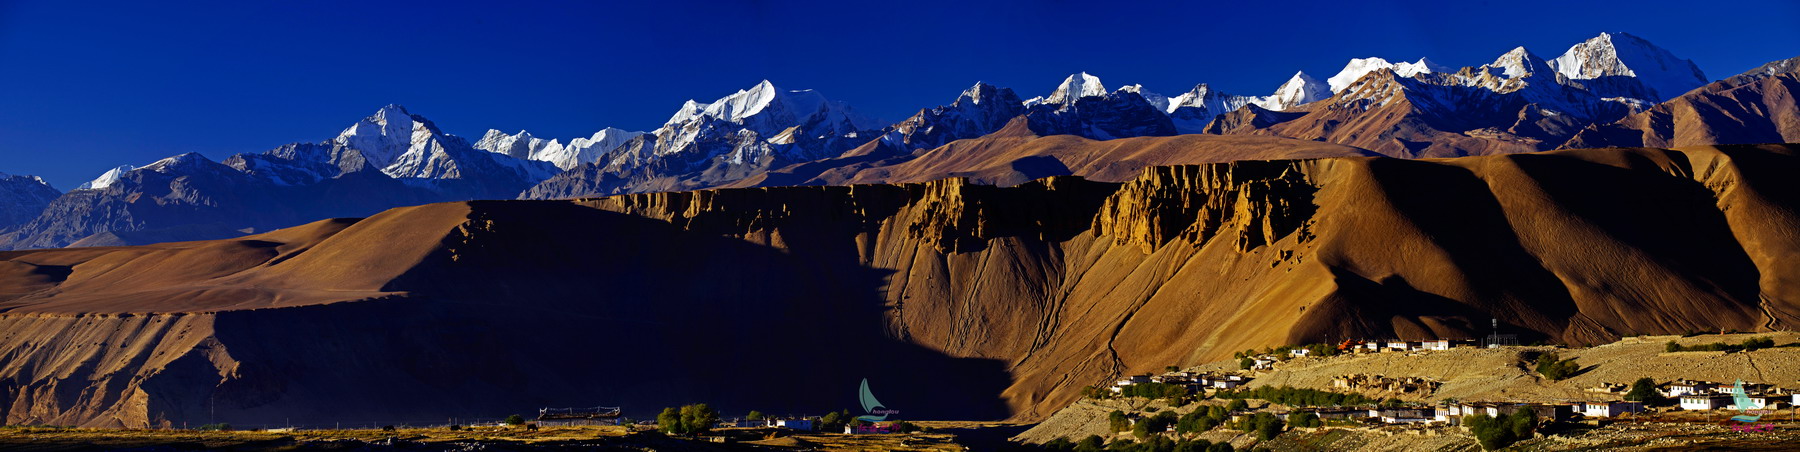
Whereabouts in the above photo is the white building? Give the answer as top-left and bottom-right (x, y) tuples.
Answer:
(1582, 401), (1644, 417)
(1385, 340), (1411, 351)
(1731, 395), (1773, 410)
(1680, 395), (1732, 411)
(1289, 348), (1312, 357)
(1665, 381), (1717, 398)
(1212, 379), (1244, 389)
(776, 419), (814, 430)
(1420, 340), (1451, 351)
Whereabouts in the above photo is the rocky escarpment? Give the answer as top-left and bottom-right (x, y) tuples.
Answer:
(1094, 161), (1318, 253)
(2, 144), (1799, 427)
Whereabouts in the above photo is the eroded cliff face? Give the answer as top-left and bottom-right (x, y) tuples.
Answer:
(1094, 161), (1318, 253)
(3, 144), (1799, 426)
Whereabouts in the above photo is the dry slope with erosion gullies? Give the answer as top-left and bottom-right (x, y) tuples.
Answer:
(2, 144), (1799, 427)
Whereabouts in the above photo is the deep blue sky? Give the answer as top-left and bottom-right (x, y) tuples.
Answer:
(2, 0), (1796, 189)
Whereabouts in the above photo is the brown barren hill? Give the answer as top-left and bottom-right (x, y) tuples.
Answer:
(736, 117), (1377, 188)
(3, 144), (1800, 427)
(1564, 56), (1800, 149)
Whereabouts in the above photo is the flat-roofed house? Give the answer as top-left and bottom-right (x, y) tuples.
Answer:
(1681, 395), (1732, 411)
(1582, 401), (1644, 417)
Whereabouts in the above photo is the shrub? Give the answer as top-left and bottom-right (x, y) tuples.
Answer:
(1664, 336), (1776, 353)
(747, 410), (764, 420)
(1237, 412), (1283, 440)
(1174, 439), (1211, 452)
(1108, 410), (1131, 432)
(1287, 411), (1321, 428)
(1074, 435), (1106, 452)
(1176, 406), (1228, 433)
(1133, 411), (1178, 439)
(657, 403), (719, 435)
(1206, 442), (1234, 452)
(502, 414), (526, 426)
(1238, 357), (1255, 370)
(1465, 408), (1536, 450)
(1533, 352), (1580, 380)
(1623, 378), (1667, 405)
(1225, 399), (1249, 413)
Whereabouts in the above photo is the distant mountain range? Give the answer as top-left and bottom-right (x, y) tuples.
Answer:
(2, 32), (1796, 249)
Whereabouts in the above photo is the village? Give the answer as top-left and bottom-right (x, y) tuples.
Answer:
(1020, 333), (1800, 450)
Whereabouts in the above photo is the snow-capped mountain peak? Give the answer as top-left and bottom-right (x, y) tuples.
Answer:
(699, 79), (783, 124)
(1119, 84), (1171, 112)
(1266, 71), (1331, 110)
(1548, 32), (1707, 101)
(1491, 46), (1553, 78)
(955, 82), (1003, 106)
(1045, 72), (1108, 105)
(476, 127), (647, 170)
(142, 153), (213, 172)
(76, 164), (137, 190)
(332, 104), (449, 170)
(1328, 57), (1445, 93)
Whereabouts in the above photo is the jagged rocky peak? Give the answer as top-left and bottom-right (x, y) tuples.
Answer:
(1737, 55), (1800, 79)
(1548, 32), (1707, 101)
(953, 82), (1024, 108)
(332, 104), (450, 169)
(658, 79), (875, 136)
(1327, 57), (1447, 93)
(1118, 84), (1170, 112)
(475, 129), (545, 160)
(1265, 71), (1331, 110)
(1044, 72), (1108, 105)
(475, 128), (647, 170)
(1491, 46), (1554, 79)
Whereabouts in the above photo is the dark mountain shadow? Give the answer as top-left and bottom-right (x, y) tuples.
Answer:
(202, 202), (1013, 427)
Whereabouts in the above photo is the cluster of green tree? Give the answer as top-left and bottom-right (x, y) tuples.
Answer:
(1108, 410), (1132, 432)
(1623, 377), (1669, 405)
(1665, 336), (1777, 353)
(1286, 411), (1321, 428)
(1133, 410), (1179, 438)
(1214, 385), (1373, 407)
(819, 410), (858, 431)
(1233, 412), (1284, 441)
(656, 403), (720, 435)
(1037, 435), (1235, 452)
(196, 423), (231, 431)
(1118, 382), (1190, 399)
(502, 414), (527, 426)
(1175, 406), (1229, 434)
(1464, 409), (1536, 450)
(1533, 352), (1580, 381)
(746, 410), (764, 420)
